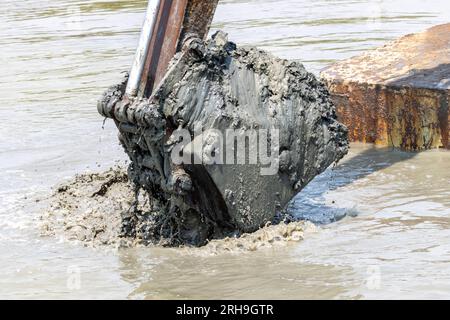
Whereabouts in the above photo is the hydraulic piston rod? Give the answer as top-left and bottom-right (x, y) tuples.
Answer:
(125, 0), (162, 98)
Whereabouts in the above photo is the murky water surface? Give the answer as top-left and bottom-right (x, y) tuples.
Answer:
(1, 0), (449, 299)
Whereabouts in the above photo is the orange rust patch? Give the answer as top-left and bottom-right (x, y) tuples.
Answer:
(322, 23), (450, 150)
(139, 0), (219, 97)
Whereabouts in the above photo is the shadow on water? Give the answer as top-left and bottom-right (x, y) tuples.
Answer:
(288, 144), (418, 224)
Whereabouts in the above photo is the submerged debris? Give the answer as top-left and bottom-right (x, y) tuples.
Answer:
(97, 32), (348, 246)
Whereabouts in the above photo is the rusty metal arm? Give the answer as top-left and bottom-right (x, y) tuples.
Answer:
(125, 0), (219, 99)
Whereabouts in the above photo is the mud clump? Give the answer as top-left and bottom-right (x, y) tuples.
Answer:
(195, 220), (318, 254)
(41, 168), (214, 247)
(96, 31), (348, 247)
(40, 168), (316, 249)
(41, 168), (131, 247)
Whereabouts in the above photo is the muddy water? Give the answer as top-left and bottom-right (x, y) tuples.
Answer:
(0, 0), (449, 299)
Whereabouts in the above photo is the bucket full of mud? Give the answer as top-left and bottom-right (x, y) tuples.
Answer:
(98, 31), (348, 246)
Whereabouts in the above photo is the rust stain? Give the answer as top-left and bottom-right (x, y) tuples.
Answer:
(139, 0), (219, 97)
(178, 0), (219, 50)
(139, 0), (188, 97)
(324, 79), (448, 150)
(322, 23), (450, 151)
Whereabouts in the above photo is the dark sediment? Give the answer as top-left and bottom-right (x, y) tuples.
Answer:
(96, 31), (348, 247)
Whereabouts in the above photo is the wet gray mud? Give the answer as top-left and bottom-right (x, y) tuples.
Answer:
(41, 168), (132, 247)
(65, 31), (348, 247)
(40, 167), (317, 249)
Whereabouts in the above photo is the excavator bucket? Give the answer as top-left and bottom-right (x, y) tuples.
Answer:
(98, 0), (348, 245)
